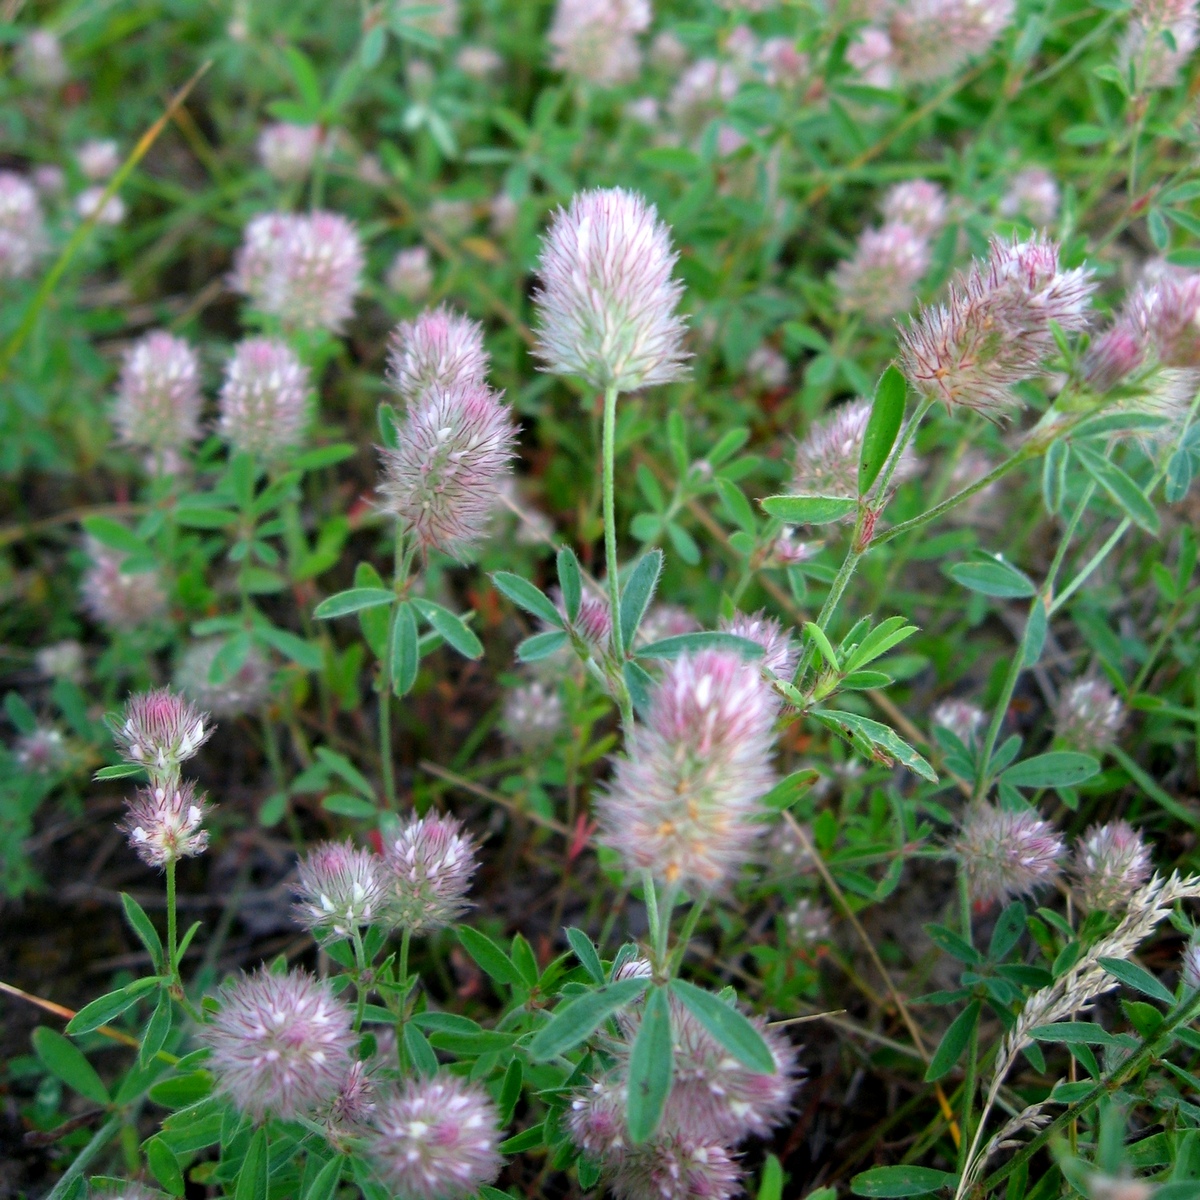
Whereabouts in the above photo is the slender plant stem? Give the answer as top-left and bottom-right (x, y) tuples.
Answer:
(396, 926), (412, 1068)
(166, 859), (178, 975)
(44, 1116), (122, 1200)
(352, 930), (368, 1032)
(642, 870), (661, 969)
(601, 383), (635, 732)
(667, 895), (708, 977)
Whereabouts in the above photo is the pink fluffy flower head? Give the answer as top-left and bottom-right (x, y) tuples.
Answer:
(175, 638), (271, 718)
(611, 1136), (742, 1200)
(0, 171), (47, 280)
(1056, 678), (1124, 753)
(847, 27), (896, 89)
(113, 331), (202, 457)
(201, 968), (357, 1122)
(81, 541), (168, 631)
(1138, 272), (1200, 368)
(232, 211), (363, 332)
(257, 122), (322, 182)
(377, 382), (517, 560)
(16, 29), (67, 87)
(502, 680), (566, 752)
(218, 337), (311, 460)
(719, 610), (797, 680)
(932, 698), (986, 745)
(386, 245), (434, 302)
(792, 397), (917, 501)
(953, 803), (1065, 905)
(534, 187), (689, 394)
(366, 1075), (503, 1200)
(834, 221), (931, 320)
(900, 234), (1095, 421)
(597, 649), (779, 891)
(1119, 8), (1199, 88)
(387, 306), (490, 403)
(880, 179), (948, 239)
(110, 687), (211, 780)
(1071, 821), (1153, 912)
(548, 0), (650, 86)
(76, 139), (120, 182)
(121, 779), (211, 867)
(999, 167), (1061, 227)
(887, 0), (1015, 82)
(294, 840), (388, 940)
(383, 811), (479, 933)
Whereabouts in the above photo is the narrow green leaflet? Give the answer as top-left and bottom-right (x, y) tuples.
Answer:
(812, 709), (937, 782)
(66, 976), (159, 1035)
(457, 926), (523, 987)
(565, 927), (606, 985)
(626, 985), (674, 1144)
(391, 601), (420, 696)
(637, 632), (765, 660)
(1001, 752), (1099, 789)
(491, 571), (563, 627)
(139, 989), (173, 1067)
(851, 1166), (959, 1197)
(924, 1000), (980, 1081)
(32, 1026), (111, 1105)
(301, 1155), (342, 1200)
(528, 976), (651, 1060)
(411, 598), (483, 659)
(1098, 957), (1176, 1005)
(947, 556), (1036, 599)
(557, 547), (582, 622)
(669, 979), (775, 1073)
(81, 515), (148, 555)
(1073, 442), (1160, 535)
(517, 630), (570, 662)
(858, 366), (906, 495)
(314, 588), (395, 619)
(94, 762), (147, 782)
(804, 622), (840, 671)
(759, 494), (858, 524)
(757, 1154), (784, 1200)
(145, 1137), (185, 1196)
(122, 892), (164, 970)
(234, 1128), (269, 1200)
(314, 747), (374, 798)
(404, 1024), (440, 1076)
(841, 616), (918, 673)
(619, 550), (663, 649)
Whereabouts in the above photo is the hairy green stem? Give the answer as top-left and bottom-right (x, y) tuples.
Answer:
(396, 926), (412, 1069)
(166, 859), (178, 975)
(601, 383), (635, 732)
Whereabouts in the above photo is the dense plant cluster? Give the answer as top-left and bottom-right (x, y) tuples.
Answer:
(4, 1), (1200, 1199)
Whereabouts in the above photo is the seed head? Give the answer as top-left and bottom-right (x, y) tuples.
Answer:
(294, 840), (388, 939)
(1056, 678), (1124, 753)
(880, 179), (948, 239)
(534, 187), (689, 394)
(121, 779), (210, 867)
(113, 331), (202, 458)
(887, 0), (1015, 83)
(932, 698), (986, 745)
(386, 245), (434, 302)
(792, 397), (917, 501)
(0, 172), (47, 280)
(1072, 821), (1153, 912)
(257, 123), (322, 182)
(81, 542), (169, 631)
(900, 234), (1095, 422)
(597, 649), (779, 892)
(76, 186), (125, 225)
(548, 0), (650, 86)
(367, 1077), (501, 1200)
(383, 811), (479, 933)
(1183, 931), (1200, 990)
(953, 802), (1064, 905)
(175, 638), (271, 717)
(218, 337), (311, 460)
(719, 610), (797, 680)
(502, 680), (566, 752)
(387, 306), (490, 403)
(999, 167), (1060, 227)
(16, 29), (67, 87)
(834, 221), (931, 320)
(202, 968), (357, 1122)
(377, 382), (517, 560)
(110, 687), (211, 779)
(846, 27), (896, 88)
(76, 139), (120, 182)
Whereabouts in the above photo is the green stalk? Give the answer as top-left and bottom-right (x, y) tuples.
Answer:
(642, 869), (661, 969)
(396, 926), (412, 1069)
(44, 1116), (122, 1200)
(352, 929), (368, 1032)
(601, 383), (635, 732)
(166, 859), (178, 975)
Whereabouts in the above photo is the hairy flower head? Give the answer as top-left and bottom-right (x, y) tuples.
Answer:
(367, 1075), (503, 1200)
(534, 187), (689, 393)
(383, 811), (479, 933)
(0, 171), (47, 280)
(81, 542), (169, 631)
(834, 221), (931, 320)
(218, 337), (311, 460)
(387, 306), (490, 403)
(257, 123), (322, 182)
(113, 331), (202, 457)
(792, 397), (917, 501)
(502, 680), (566, 752)
(121, 779), (211, 867)
(16, 29), (67, 87)
(999, 167), (1060, 226)
(1056, 678), (1124, 753)
(175, 639), (270, 717)
(201, 968), (357, 1121)
(76, 139), (120, 182)
(932, 698), (986, 745)
(1072, 821), (1153, 912)
(880, 179), (948, 238)
(719, 610), (797, 680)
(888, 0), (1015, 82)
(548, 0), (650, 85)
(110, 687), (211, 779)
(954, 802), (1064, 905)
(294, 840), (388, 939)
(386, 245), (434, 302)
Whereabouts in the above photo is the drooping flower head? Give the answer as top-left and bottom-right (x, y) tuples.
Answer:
(1071, 821), (1153, 912)
(953, 802), (1065, 905)
(932, 698), (986, 745)
(0, 171), (47, 280)
(366, 1075), (503, 1200)
(833, 221), (932, 320)
(377, 382), (517, 560)
(386, 245), (434, 302)
(121, 779), (211, 867)
(887, 0), (1015, 82)
(597, 649), (778, 892)
(387, 306), (490, 403)
(113, 331), (202, 457)
(999, 167), (1060, 227)
(218, 337), (312, 460)
(383, 811), (479, 933)
(880, 179), (948, 238)
(175, 638), (271, 717)
(294, 840), (388, 940)
(111, 688), (211, 776)
(81, 542), (169, 631)
(201, 968), (357, 1121)
(502, 680), (566, 752)
(1055, 678), (1124, 753)
(900, 234), (1095, 421)
(257, 122), (322, 182)
(534, 188), (689, 393)
(791, 397), (917, 500)
(548, 0), (650, 86)
(719, 610), (797, 679)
